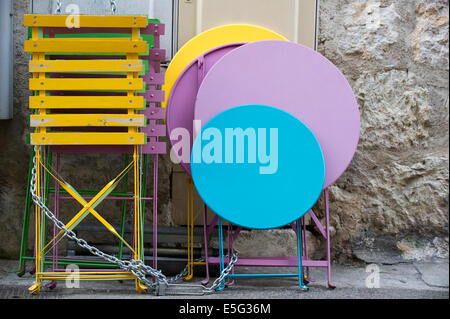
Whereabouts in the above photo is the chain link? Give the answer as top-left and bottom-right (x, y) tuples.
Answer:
(55, 0), (62, 14)
(55, 0), (117, 15)
(109, 0), (117, 14)
(29, 146), (237, 295)
(203, 253), (238, 293)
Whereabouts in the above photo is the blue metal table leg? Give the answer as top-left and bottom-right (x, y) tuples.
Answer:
(216, 216), (226, 291)
(296, 219), (309, 291)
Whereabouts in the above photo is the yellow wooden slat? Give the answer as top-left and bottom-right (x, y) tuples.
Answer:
(24, 15), (148, 28)
(29, 96), (145, 109)
(29, 60), (143, 73)
(30, 114), (146, 127)
(40, 275), (136, 281)
(25, 38), (147, 53)
(29, 78), (144, 91)
(30, 132), (146, 145)
(39, 271), (132, 276)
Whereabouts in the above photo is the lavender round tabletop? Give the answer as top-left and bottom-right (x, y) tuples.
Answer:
(194, 40), (360, 188)
(167, 43), (244, 175)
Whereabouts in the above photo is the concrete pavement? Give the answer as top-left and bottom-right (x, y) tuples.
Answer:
(0, 258), (448, 299)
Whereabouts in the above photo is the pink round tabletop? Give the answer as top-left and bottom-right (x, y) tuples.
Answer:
(194, 40), (360, 188)
(166, 43), (244, 175)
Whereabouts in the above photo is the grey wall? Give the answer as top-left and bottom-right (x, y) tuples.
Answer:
(0, 0), (448, 263)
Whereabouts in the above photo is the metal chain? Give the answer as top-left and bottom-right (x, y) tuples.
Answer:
(166, 256), (207, 285)
(29, 146), (237, 294)
(55, 0), (63, 14)
(55, 0), (117, 15)
(109, 0), (117, 14)
(202, 253), (238, 293)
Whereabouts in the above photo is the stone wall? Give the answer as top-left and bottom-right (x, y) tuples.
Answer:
(318, 0), (449, 262)
(0, 0), (448, 262)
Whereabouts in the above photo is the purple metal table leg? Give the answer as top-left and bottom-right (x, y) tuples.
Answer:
(153, 154), (158, 270)
(292, 219), (311, 284)
(227, 224), (235, 286)
(201, 203), (210, 285)
(296, 219), (309, 291)
(302, 217), (311, 283)
(201, 213), (219, 285)
(325, 188), (336, 289)
(203, 201), (335, 289)
(232, 226), (241, 242)
(207, 215), (218, 236)
(290, 222), (296, 232)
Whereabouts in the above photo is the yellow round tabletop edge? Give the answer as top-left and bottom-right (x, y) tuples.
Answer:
(162, 24), (289, 109)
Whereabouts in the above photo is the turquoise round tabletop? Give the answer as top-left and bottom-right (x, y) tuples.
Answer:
(190, 105), (325, 229)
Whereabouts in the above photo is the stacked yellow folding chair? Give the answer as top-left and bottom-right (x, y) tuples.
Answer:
(24, 14), (162, 294)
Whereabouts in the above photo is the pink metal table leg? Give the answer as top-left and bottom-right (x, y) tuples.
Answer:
(325, 188), (336, 289)
(210, 204), (335, 289)
(291, 220), (312, 284)
(201, 203), (210, 285)
(232, 226), (241, 242)
(153, 154), (158, 270)
(201, 194), (336, 289)
(201, 211), (218, 285)
(308, 209), (327, 238)
(302, 217), (313, 283)
(226, 224), (235, 286)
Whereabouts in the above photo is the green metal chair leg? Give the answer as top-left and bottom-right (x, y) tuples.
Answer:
(16, 148), (35, 277)
(118, 154), (130, 260)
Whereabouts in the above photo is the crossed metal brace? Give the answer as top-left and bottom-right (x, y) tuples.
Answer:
(38, 159), (136, 256)
(29, 146), (145, 294)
